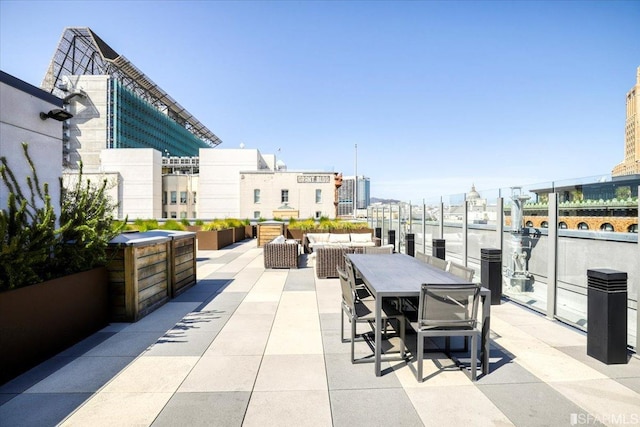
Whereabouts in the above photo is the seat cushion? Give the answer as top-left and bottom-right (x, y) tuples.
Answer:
(350, 233), (372, 244)
(328, 233), (351, 244)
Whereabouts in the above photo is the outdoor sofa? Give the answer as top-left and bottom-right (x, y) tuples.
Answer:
(303, 232), (380, 254)
(263, 235), (301, 269)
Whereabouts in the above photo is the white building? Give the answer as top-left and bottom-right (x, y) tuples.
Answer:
(0, 71), (63, 219)
(240, 170), (339, 220)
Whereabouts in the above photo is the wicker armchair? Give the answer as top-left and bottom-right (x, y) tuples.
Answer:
(264, 240), (300, 269)
(314, 246), (364, 278)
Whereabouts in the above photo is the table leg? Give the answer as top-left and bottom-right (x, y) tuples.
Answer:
(375, 296), (382, 376)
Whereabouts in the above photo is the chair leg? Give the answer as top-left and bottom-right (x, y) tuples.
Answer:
(351, 318), (356, 363)
(417, 333), (424, 382)
(340, 309), (345, 343)
(470, 334), (478, 381)
(399, 316), (406, 359)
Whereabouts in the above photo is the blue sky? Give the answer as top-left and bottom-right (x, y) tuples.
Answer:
(1, 1), (639, 202)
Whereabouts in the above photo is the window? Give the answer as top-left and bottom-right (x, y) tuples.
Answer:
(315, 189), (322, 203)
(540, 221), (548, 228)
(525, 221), (533, 227)
(254, 211), (261, 219)
(180, 212), (187, 219)
(162, 191), (167, 205)
(192, 212), (197, 218)
(254, 189), (261, 203)
(577, 222), (589, 230)
(558, 222), (567, 229)
(600, 223), (614, 232)
(170, 211), (177, 218)
(162, 211), (167, 218)
(315, 211), (322, 219)
(281, 189), (289, 203)
(628, 224), (638, 233)
(180, 191), (187, 204)
(193, 192), (197, 204)
(170, 191), (177, 205)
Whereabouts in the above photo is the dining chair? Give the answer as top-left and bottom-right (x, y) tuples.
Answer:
(363, 244), (394, 254)
(338, 268), (406, 363)
(447, 262), (475, 282)
(415, 283), (482, 382)
(428, 255), (449, 271)
(343, 255), (371, 300)
(415, 252), (431, 264)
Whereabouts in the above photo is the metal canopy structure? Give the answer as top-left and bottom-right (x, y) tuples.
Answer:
(41, 27), (221, 148)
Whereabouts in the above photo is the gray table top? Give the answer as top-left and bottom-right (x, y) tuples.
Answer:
(348, 253), (473, 298)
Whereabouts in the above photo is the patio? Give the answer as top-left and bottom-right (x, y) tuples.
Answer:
(1, 238), (639, 426)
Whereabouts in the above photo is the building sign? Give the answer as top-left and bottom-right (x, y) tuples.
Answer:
(297, 175), (330, 183)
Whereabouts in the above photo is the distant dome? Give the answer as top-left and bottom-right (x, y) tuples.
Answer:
(276, 159), (287, 170)
(468, 184), (480, 200)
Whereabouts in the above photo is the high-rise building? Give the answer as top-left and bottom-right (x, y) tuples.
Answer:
(40, 27), (221, 171)
(337, 175), (370, 217)
(612, 67), (640, 176)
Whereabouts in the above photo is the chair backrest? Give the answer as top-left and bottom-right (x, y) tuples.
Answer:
(417, 284), (481, 330)
(337, 267), (355, 312)
(415, 252), (431, 264)
(447, 262), (475, 282)
(364, 244), (394, 254)
(428, 256), (449, 271)
(343, 255), (359, 291)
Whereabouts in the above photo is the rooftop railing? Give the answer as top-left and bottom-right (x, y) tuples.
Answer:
(368, 176), (639, 351)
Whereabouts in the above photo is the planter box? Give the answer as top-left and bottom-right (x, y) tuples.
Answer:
(107, 234), (171, 322)
(147, 230), (197, 298)
(233, 226), (246, 243)
(245, 224), (256, 239)
(257, 221), (284, 247)
(0, 267), (109, 384)
(286, 228), (306, 241)
(196, 228), (234, 250)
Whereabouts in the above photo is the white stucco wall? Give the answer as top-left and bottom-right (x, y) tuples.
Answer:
(63, 75), (109, 172)
(240, 172), (337, 219)
(100, 148), (162, 219)
(198, 148), (265, 218)
(0, 74), (63, 220)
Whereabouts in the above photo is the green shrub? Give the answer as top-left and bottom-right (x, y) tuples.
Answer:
(1, 143), (123, 291)
(132, 218), (158, 231)
(162, 219), (186, 231)
(180, 218), (191, 227)
(202, 219), (229, 231)
(287, 218), (316, 231)
(225, 218), (243, 228)
(52, 164), (124, 276)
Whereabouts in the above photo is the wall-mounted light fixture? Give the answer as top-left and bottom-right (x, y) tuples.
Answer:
(40, 108), (73, 121)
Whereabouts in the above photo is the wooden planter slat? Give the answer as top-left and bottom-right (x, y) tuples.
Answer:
(138, 260), (168, 279)
(139, 279), (168, 302)
(175, 252), (194, 265)
(141, 230), (197, 298)
(258, 221), (285, 247)
(108, 236), (171, 322)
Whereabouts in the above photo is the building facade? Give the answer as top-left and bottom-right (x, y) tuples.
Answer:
(612, 67), (640, 176)
(29, 27), (347, 221)
(240, 171), (339, 220)
(337, 175), (370, 218)
(0, 71), (64, 219)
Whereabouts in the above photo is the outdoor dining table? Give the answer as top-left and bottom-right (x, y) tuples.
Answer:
(347, 253), (491, 377)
